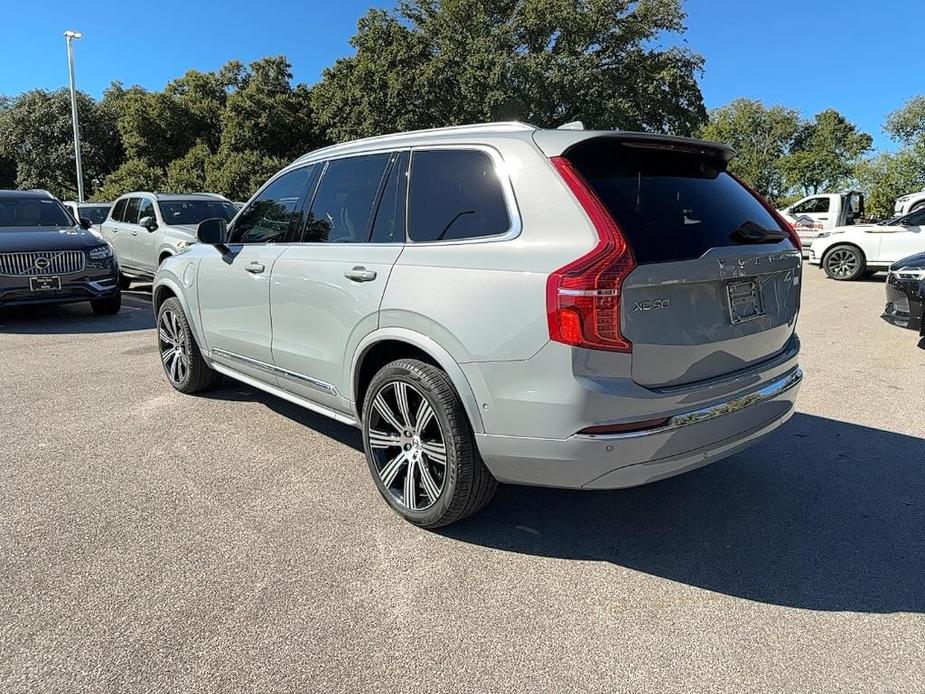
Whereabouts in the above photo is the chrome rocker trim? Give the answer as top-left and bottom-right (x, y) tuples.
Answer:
(211, 348), (338, 396)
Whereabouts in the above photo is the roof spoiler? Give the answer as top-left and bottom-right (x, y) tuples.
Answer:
(533, 130), (736, 163)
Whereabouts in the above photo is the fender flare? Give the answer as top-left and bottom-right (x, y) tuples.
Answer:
(349, 327), (485, 434)
(152, 275), (209, 355)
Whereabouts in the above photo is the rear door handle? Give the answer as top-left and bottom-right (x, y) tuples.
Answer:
(245, 261), (266, 274)
(344, 266), (377, 282)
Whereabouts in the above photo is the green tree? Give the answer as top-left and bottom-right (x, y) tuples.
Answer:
(780, 109), (872, 195)
(0, 89), (122, 199)
(93, 158), (165, 201)
(885, 96), (925, 150)
(312, 0), (706, 142)
(205, 148), (287, 201)
(165, 143), (212, 192)
(220, 56), (321, 159)
(0, 96), (16, 188)
(699, 99), (799, 201)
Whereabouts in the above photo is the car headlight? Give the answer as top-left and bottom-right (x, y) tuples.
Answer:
(88, 245), (113, 259)
(892, 266), (925, 280)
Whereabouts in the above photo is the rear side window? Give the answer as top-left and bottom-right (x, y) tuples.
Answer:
(408, 149), (511, 242)
(111, 198), (127, 222)
(566, 140), (788, 264)
(230, 166), (314, 244)
(123, 197), (141, 225)
(370, 151), (409, 244)
(303, 154), (391, 243)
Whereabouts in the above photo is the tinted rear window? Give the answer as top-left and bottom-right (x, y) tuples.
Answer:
(408, 149), (510, 242)
(566, 140), (788, 264)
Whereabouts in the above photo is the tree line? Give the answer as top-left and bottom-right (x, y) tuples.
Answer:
(0, 0), (923, 218)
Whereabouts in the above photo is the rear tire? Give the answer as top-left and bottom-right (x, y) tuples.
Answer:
(362, 358), (497, 528)
(823, 244), (866, 281)
(156, 297), (221, 394)
(90, 292), (121, 315)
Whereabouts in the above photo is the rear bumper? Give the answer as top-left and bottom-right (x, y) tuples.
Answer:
(476, 367), (802, 489)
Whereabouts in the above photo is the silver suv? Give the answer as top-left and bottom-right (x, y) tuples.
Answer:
(153, 122), (803, 527)
(101, 192), (238, 287)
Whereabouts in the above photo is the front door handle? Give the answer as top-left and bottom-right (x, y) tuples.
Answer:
(245, 261), (266, 274)
(344, 266), (377, 282)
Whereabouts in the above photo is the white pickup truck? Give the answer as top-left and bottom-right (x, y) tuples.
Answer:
(778, 191), (865, 254)
(894, 189), (925, 216)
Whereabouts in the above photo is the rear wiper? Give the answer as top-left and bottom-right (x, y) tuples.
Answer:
(730, 221), (787, 244)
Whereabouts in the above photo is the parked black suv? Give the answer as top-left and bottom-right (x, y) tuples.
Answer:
(882, 251), (925, 348)
(0, 190), (121, 314)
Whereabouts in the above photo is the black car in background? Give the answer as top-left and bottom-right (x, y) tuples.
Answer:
(0, 190), (121, 314)
(882, 251), (925, 348)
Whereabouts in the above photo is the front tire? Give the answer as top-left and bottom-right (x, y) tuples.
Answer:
(156, 297), (221, 394)
(823, 245), (866, 281)
(90, 292), (121, 315)
(362, 359), (497, 528)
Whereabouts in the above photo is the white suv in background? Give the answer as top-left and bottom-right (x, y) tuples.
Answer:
(100, 192), (238, 287)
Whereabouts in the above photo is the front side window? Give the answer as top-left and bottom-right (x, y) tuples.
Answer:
(792, 197), (830, 214)
(0, 196), (73, 228)
(407, 149), (511, 242)
(158, 199), (238, 225)
(137, 198), (155, 222)
(229, 166), (314, 244)
(303, 154), (391, 243)
(123, 197), (141, 225)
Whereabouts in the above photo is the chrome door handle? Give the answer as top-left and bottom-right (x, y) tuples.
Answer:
(344, 266), (377, 282)
(245, 261), (266, 274)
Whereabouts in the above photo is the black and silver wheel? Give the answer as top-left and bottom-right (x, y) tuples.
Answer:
(823, 245), (865, 281)
(156, 297), (220, 394)
(362, 359), (496, 528)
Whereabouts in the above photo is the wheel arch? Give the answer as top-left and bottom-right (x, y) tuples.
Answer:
(153, 277), (208, 355)
(350, 329), (485, 434)
(821, 241), (867, 265)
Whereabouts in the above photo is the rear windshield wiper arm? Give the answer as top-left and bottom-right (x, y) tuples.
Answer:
(730, 221), (787, 244)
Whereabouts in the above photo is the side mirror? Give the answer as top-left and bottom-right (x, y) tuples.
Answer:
(197, 217), (228, 245)
(139, 215), (158, 232)
(78, 217), (93, 230)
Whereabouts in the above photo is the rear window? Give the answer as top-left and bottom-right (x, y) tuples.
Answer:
(566, 140), (788, 264)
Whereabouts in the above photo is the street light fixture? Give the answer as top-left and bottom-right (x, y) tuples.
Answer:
(64, 30), (84, 202)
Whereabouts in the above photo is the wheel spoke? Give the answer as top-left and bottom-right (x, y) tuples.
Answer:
(368, 429), (400, 449)
(393, 382), (413, 430)
(380, 451), (409, 488)
(421, 440), (446, 465)
(403, 458), (418, 511)
(417, 458), (441, 502)
(158, 327), (175, 346)
(170, 352), (181, 382)
(373, 393), (405, 434)
(414, 398), (434, 436)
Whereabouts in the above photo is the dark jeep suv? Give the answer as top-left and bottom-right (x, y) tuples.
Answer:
(0, 190), (121, 314)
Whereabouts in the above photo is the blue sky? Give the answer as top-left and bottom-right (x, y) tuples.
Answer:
(2, 0), (921, 151)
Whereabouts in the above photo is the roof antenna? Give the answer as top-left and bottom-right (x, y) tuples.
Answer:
(557, 121), (585, 131)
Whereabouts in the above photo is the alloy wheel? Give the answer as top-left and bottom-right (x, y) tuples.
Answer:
(158, 309), (190, 385)
(826, 249), (859, 279)
(367, 381), (447, 511)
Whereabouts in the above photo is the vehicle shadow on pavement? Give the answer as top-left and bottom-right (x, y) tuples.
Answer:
(441, 412), (925, 614)
(0, 290), (153, 334)
(203, 383), (365, 451)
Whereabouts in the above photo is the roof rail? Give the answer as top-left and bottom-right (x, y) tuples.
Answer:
(293, 121), (537, 164)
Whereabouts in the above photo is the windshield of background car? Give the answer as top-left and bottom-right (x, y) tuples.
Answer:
(78, 205), (111, 225)
(157, 200), (238, 225)
(0, 197), (74, 228)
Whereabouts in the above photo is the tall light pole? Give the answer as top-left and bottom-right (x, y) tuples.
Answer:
(64, 30), (84, 202)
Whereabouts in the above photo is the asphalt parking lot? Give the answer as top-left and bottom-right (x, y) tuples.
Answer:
(1, 268), (923, 693)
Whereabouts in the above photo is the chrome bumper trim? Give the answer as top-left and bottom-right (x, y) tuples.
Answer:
(578, 367), (803, 440)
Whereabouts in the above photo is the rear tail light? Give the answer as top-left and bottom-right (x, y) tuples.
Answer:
(731, 173), (802, 252)
(547, 156), (636, 352)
